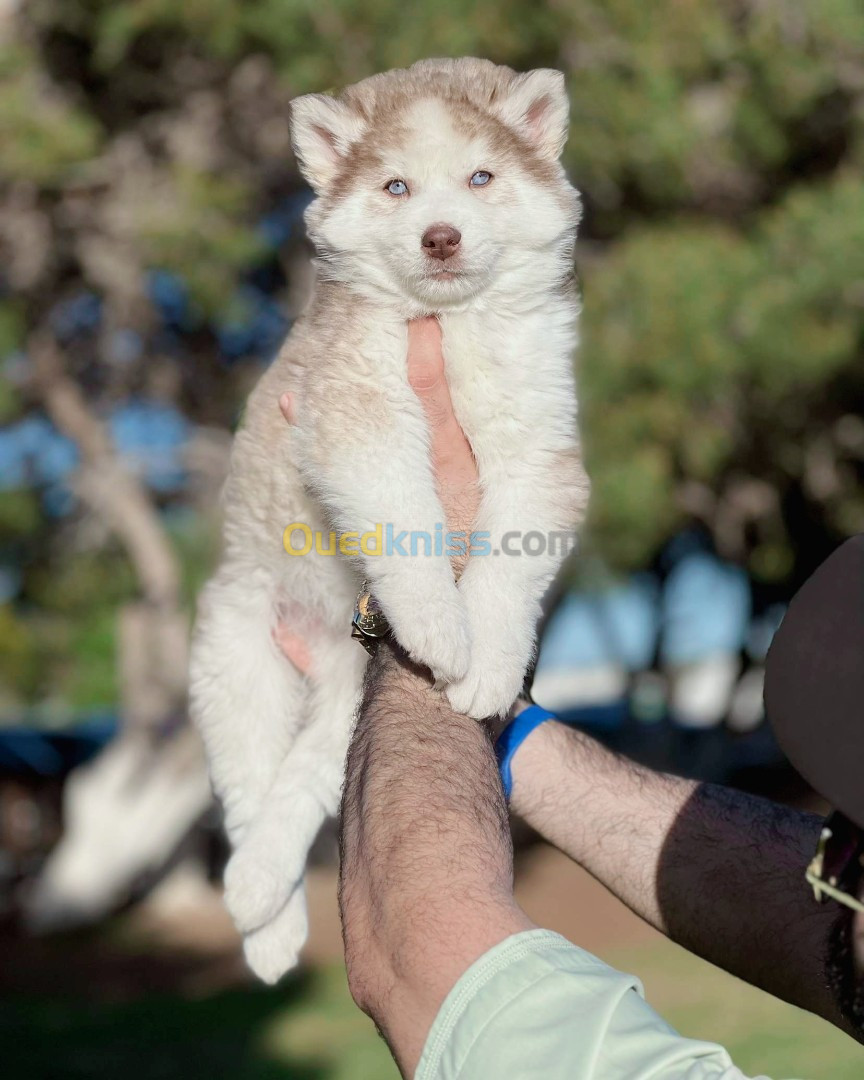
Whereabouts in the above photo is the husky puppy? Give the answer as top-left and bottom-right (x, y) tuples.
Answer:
(190, 57), (589, 983)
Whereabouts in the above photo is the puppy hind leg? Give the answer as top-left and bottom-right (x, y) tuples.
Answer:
(243, 880), (309, 985)
(190, 568), (308, 848)
(224, 634), (365, 939)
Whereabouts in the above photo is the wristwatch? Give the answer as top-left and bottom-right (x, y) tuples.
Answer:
(351, 583), (391, 655)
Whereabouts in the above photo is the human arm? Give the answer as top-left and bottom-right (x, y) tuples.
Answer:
(339, 645), (533, 1076)
(507, 710), (857, 1038)
(338, 319), (532, 1074)
(336, 311), (780, 1078)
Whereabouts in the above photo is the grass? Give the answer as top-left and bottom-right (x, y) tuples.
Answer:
(614, 938), (864, 1079)
(3, 939), (862, 1079)
(617, 937), (864, 1080)
(2, 966), (395, 1080)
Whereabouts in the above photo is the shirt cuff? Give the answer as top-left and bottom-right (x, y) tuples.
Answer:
(415, 928), (766, 1080)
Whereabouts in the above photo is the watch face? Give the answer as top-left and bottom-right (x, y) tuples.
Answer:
(357, 591), (383, 620)
(353, 592), (390, 640)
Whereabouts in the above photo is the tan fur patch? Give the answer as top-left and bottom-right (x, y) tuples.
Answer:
(324, 58), (565, 202)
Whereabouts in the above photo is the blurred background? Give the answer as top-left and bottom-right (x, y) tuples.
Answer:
(1, 1), (864, 1076)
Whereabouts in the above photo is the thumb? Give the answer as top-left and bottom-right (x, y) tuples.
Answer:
(407, 318), (452, 431)
(407, 317), (464, 441)
(406, 317), (477, 499)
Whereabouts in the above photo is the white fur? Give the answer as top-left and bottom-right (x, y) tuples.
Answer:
(189, 59), (588, 983)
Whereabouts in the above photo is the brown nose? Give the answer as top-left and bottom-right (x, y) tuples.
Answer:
(421, 224), (461, 260)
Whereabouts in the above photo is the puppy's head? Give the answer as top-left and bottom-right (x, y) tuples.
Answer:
(290, 58), (580, 308)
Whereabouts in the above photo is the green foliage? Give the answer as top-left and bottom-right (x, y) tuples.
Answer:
(1, 511), (223, 711)
(0, 489), (41, 538)
(583, 170), (864, 569)
(0, 299), (25, 357)
(7, 546), (136, 708)
(133, 168), (267, 316)
(0, 42), (102, 184)
(0, 603), (42, 702)
(84, 0), (565, 81)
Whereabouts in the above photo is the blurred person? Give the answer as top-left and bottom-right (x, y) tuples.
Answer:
(278, 320), (863, 1078)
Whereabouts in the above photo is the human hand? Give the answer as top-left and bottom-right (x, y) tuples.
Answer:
(276, 317), (479, 673)
(404, 317), (479, 543)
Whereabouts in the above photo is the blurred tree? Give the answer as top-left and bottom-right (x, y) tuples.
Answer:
(0, 0), (863, 713)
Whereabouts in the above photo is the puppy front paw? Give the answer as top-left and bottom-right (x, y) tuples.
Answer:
(444, 569), (535, 718)
(394, 607), (471, 682)
(378, 576), (471, 682)
(445, 652), (526, 719)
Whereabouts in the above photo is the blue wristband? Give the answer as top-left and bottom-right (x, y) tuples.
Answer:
(494, 704), (557, 801)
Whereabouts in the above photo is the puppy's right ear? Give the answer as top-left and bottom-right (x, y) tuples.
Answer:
(290, 94), (364, 193)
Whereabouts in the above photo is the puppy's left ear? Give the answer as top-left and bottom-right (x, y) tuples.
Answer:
(496, 69), (569, 160)
(290, 93), (365, 192)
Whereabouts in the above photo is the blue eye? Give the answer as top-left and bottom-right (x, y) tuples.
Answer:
(470, 170), (492, 187)
(386, 179), (408, 196)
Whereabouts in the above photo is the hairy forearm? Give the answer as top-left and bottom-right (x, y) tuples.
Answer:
(339, 644), (530, 1076)
(511, 719), (851, 1033)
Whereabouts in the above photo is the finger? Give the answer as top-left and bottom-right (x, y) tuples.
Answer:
(279, 392), (295, 425)
(406, 317), (445, 391)
(273, 624), (313, 676)
(406, 319), (476, 488)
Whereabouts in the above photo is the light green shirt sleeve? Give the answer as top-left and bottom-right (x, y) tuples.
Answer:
(416, 929), (778, 1080)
